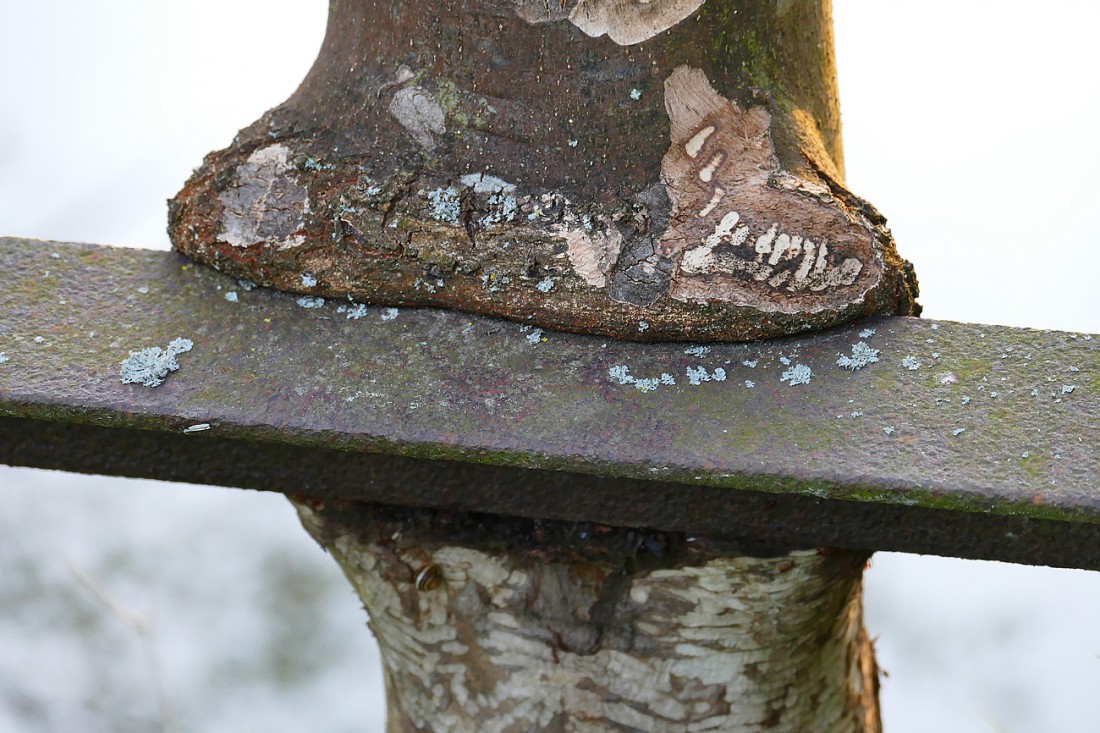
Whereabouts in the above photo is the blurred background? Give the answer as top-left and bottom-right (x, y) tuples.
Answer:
(1, 1), (1098, 730)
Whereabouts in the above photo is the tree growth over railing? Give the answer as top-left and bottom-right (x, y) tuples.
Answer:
(1, 1), (1098, 731)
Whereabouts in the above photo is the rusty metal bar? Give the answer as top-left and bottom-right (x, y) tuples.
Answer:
(1, 237), (1097, 568)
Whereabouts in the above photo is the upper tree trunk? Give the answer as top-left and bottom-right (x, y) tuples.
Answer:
(169, 0), (918, 342)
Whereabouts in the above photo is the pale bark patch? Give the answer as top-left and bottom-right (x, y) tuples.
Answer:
(568, 0), (706, 45)
(659, 67), (882, 314)
(560, 219), (624, 288)
(217, 144), (309, 250)
(389, 86), (446, 151)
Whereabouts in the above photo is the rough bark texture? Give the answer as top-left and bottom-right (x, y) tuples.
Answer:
(169, 0), (918, 341)
(295, 499), (881, 732)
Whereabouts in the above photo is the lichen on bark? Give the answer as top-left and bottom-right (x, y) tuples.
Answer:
(168, 0), (918, 342)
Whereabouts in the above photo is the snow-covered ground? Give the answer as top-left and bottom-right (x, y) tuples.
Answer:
(2, 2), (1099, 730)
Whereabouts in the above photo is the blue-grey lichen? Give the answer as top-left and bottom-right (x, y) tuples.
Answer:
(836, 341), (880, 371)
(609, 365), (633, 385)
(686, 366), (727, 385)
(238, 280), (256, 291)
(859, 328), (876, 339)
(415, 278), (445, 293)
(525, 328), (545, 345)
(297, 296), (326, 309)
(901, 355), (921, 370)
(744, 380), (755, 388)
(684, 345), (710, 357)
(300, 273), (318, 287)
(340, 303), (369, 319)
(686, 366), (709, 385)
(629, 88), (642, 100)
(883, 426), (895, 435)
(381, 308), (399, 321)
(743, 360), (757, 368)
(427, 187), (461, 223)
(481, 273), (510, 292)
(482, 192), (519, 227)
(120, 337), (194, 387)
(780, 364), (812, 386)
(608, 365), (676, 392)
(638, 321), (650, 332)
(536, 277), (556, 293)
(224, 291), (239, 302)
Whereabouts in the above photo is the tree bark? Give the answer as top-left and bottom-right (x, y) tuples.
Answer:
(170, 3), (894, 726)
(295, 500), (881, 732)
(169, 0), (918, 342)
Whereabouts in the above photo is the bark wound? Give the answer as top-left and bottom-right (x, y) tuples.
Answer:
(607, 183), (675, 307)
(218, 144), (309, 250)
(660, 67), (882, 315)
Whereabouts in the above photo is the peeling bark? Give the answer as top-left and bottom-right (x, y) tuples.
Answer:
(169, 0), (918, 342)
(294, 500), (881, 733)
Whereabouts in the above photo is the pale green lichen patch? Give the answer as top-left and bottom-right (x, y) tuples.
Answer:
(836, 341), (879, 371)
(337, 303), (369, 320)
(120, 337), (194, 388)
(608, 365), (676, 393)
(427, 187), (461, 223)
(780, 364), (812, 386)
(687, 366), (726, 385)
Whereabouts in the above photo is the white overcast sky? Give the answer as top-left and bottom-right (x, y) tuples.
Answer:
(1, 2), (1099, 732)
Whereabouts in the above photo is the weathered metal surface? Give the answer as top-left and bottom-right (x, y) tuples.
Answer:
(1, 238), (1097, 568)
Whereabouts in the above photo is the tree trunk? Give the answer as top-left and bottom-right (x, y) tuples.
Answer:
(171, 2), (894, 727)
(295, 499), (880, 732)
(169, 0), (918, 342)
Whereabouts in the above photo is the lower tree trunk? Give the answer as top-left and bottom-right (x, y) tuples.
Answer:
(294, 499), (880, 732)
